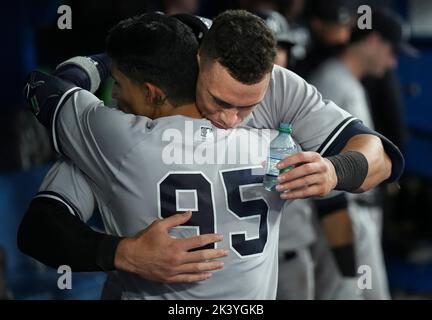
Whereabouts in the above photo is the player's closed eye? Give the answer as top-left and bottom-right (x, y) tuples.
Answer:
(110, 72), (121, 88)
(213, 96), (231, 109)
(213, 97), (255, 111)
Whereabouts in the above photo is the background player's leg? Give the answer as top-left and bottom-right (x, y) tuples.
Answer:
(350, 202), (391, 300)
(312, 217), (342, 299)
(312, 216), (363, 300)
(278, 199), (316, 299)
(320, 209), (357, 279)
(277, 247), (314, 300)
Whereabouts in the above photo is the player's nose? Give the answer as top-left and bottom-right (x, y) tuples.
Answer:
(221, 109), (239, 128)
(389, 56), (398, 69)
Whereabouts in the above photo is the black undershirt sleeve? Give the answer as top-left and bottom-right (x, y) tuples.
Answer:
(17, 197), (123, 272)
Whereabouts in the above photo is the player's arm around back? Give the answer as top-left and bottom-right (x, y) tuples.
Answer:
(23, 54), (155, 191)
(114, 212), (228, 283)
(18, 198), (227, 282)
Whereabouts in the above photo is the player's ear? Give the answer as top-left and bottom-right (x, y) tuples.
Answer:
(197, 50), (210, 73)
(366, 32), (381, 47)
(145, 83), (167, 107)
(310, 19), (323, 34)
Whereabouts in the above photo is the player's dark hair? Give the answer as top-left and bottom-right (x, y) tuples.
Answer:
(200, 10), (276, 85)
(106, 13), (199, 106)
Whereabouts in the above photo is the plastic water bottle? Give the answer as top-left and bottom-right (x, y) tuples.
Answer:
(263, 123), (299, 192)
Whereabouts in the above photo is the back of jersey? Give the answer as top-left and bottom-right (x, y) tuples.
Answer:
(100, 115), (285, 299)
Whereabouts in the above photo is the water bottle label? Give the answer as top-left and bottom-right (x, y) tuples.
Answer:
(266, 157), (295, 177)
(280, 165), (295, 174)
(266, 157), (282, 177)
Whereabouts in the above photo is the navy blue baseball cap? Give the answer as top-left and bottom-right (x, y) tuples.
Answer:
(307, 0), (356, 24)
(255, 10), (296, 48)
(352, 8), (418, 57)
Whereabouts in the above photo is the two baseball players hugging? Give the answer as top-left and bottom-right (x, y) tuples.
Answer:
(19, 10), (403, 299)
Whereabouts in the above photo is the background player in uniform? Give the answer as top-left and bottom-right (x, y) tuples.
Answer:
(21, 10), (403, 298)
(258, 10), (359, 300)
(308, 8), (414, 299)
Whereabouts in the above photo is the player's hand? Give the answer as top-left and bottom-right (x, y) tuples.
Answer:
(114, 211), (228, 283)
(275, 151), (337, 200)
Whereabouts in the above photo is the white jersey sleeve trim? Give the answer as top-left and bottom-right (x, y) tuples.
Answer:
(52, 87), (81, 154)
(34, 192), (80, 220)
(317, 117), (357, 155)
